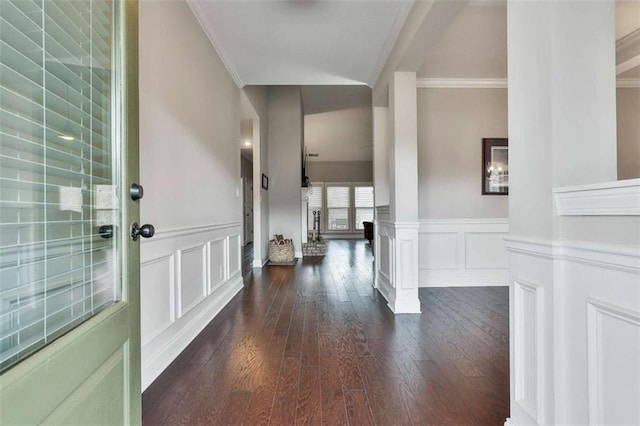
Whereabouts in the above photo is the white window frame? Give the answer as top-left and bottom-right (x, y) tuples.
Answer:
(310, 182), (374, 234)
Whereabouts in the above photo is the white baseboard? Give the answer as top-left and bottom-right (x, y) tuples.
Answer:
(321, 233), (366, 240)
(504, 418), (518, 426)
(419, 269), (509, 287)
(142, 275), (243, 390)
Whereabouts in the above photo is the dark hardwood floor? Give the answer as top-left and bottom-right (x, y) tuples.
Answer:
(143, 240), (509, 425)
(242, 242), (254, 276)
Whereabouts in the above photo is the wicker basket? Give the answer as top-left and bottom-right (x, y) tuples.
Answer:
(269, 238), (295, 263)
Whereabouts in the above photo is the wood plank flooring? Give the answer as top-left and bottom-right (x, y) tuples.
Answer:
(143, 240), (509, 425)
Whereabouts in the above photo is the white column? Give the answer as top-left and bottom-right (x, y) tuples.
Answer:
(387, 71), (420, 314)
(507, 1), (617, 425)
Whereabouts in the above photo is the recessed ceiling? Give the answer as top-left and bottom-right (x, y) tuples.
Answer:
(187, 0), (413, 86)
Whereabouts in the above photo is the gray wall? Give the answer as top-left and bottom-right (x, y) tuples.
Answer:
(417, 88), (508, 219)
(267, 86), (303, 254)
(243, 86), (270, 263)
(617, 88), (640, 180)
(139, 0), (239, 229)
(307, 161), (373, 182)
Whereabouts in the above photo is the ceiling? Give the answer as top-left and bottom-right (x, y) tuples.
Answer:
(417, 3), (507, 78)
(616, 0), (640, 40)
(416, 1), (640, 80)
(187, 0), (412, 86)
(302, 86), (372, 162)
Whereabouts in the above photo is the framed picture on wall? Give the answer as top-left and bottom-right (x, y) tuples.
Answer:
(482, 138), (509, 195)
(262, 173), (269, 190)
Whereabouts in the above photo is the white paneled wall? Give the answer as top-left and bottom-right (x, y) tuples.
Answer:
(418, 219), (509, 287)
(140, 222), (243, 390)
(505, 237), (640, 425)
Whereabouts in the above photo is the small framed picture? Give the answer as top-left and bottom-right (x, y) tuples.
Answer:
(261, 173), (269, 190)
(482, 138), (508, 195)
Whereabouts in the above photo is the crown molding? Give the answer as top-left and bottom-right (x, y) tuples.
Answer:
(368, 1), (414, 87)
(617, 56), (640, 76)
(416, 77), (640, 89)
(417, 78), (507, 89)
(617, 28), (640, 53)
(187, 0), (244, 89)
(617, 78), (640, 88)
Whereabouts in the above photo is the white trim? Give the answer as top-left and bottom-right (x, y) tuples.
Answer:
(555, 241), (640, 273)
(504, 418), (518, 426)
(617, 28), (640, 53)
(415, 77), (640, 89)
(143, 221), (242, 242)
(505, 236), (640, 273)
(367, 1), (413, 87)
(617, 79), (640, 88)
(504, 236), (554, 259)
(417, 78), (508, 89)
(553, 179), (640, 216)
(617, 55), (640, 76)
(375, 205), (390, 215)
(420, 218), (508, 232)
(186, 0), (244, 88)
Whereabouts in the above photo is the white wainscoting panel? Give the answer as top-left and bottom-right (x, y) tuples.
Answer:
(140, 221), (243, 390)
(513, 280), (543, 423)
(466, 232), (509, 269)
(140, 254), (175, 346)
(586, 299), (640, 426)
(555, 242), (640, 425)
(505, 235), (640, 426)
(419, 232), (458, 270)
(418, 219), (509, 287)
(177, 244), (207, 318)
(374, 217), (394, 304)
(209, 238), (226, 294)
(228, 234), (241, 278)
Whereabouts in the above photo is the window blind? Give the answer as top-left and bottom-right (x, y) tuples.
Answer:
(0, 0), (119, 372)
(355, 186), (374, 230)
(327, 186), (349, 208)
(327, 186), (349, 230)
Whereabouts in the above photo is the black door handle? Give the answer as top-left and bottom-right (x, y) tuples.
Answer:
(131, 222), (155, 241)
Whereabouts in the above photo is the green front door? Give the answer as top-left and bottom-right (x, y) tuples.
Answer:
(0, 1), (141, 424)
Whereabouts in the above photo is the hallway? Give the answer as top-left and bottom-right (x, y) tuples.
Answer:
(142, 240), (509, 425)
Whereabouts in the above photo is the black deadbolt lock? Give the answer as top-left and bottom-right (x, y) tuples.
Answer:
(98, 225), (114, 239)
(130, 183), (144, 201)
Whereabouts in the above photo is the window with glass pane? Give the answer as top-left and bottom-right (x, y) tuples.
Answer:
(307, 185), (322, 231)
(326, 186), (350, 230)
(0, 0), (120, 372)
(355, 186), (374, 230)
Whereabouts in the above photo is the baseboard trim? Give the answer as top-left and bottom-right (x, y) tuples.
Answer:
(419, 269), (509, 287)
